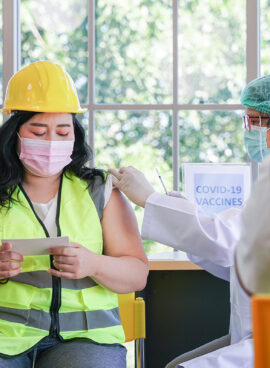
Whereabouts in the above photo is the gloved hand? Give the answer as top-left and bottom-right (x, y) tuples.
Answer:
(108, 166), (155, 207)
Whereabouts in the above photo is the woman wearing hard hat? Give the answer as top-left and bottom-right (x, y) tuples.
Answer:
(0, 61), (148, 368)
(109, 75), (270, 368)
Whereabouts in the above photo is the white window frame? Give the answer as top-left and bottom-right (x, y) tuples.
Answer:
(2, 0), (260, 185)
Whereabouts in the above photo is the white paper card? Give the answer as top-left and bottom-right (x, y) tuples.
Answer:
(184, 163), (251, 216)
(1, 236), (69, 256)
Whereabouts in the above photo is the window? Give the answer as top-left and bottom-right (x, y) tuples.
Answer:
(0, 0), (264, 256)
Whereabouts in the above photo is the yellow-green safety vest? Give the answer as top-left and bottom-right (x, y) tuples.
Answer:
(0, 172), (125, 357)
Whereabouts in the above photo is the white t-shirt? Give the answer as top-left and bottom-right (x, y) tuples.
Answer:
(32, 174), (113, 236)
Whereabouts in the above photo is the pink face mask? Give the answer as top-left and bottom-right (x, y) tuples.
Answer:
(18, 135), (74, 177)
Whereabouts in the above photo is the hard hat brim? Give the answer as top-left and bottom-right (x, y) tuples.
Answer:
(2, 106), (87, 115)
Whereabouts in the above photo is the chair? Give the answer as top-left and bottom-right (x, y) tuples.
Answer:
(118, 293), (146, 368)
(252, 294), (270, 367)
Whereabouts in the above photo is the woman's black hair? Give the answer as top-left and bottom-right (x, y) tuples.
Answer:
(0, 111), (104, 208)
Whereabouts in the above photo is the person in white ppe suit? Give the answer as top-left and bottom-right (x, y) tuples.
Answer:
(109, 75), (270, 368)
(235, 152), (270, 296)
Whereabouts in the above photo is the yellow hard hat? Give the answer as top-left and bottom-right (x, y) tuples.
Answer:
(3, 61), (86, 114)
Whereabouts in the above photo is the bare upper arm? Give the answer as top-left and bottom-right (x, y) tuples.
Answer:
(101, 189), (148, 265)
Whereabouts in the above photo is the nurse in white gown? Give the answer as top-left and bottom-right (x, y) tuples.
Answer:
(235, 152), (270, 296)
(109, 74), (270, 368)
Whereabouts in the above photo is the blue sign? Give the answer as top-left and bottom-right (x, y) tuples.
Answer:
(194, 173), (244, 215)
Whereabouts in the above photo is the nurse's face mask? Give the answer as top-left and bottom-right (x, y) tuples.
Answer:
(243, 114), (270, 162)
(18, 134), (74, 177)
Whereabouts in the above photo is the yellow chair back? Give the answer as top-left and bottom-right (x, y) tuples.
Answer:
(118, 293), (146, 342)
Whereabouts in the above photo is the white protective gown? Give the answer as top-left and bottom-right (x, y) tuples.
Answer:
(236, 154), (270, 295)
(141, 192), (253, 368)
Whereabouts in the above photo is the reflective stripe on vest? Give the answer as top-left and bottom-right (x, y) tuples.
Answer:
(0, 172), (125, 356)
(0, 305), (121, 331)
(11, 271), (97, 289)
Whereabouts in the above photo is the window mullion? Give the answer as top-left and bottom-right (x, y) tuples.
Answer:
(246, 0), (260, 82)
(173, 0), (179, 191)
(88, 0), (95, 168)
(2, 0), (20, 121)
(246, 0), (260, 181)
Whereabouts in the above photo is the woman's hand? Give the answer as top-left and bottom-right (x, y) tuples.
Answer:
(0, 242), (24, 279)
(48, 242), (98, 279)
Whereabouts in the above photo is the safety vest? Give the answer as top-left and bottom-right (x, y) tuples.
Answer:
(0, 172), (125, 357)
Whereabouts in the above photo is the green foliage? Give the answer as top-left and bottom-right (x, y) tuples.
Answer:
(20, 0), (88, 103)
(261, 0), (270, 75)
(178, 0), (246, 104)
(95, 0), (172, 104)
